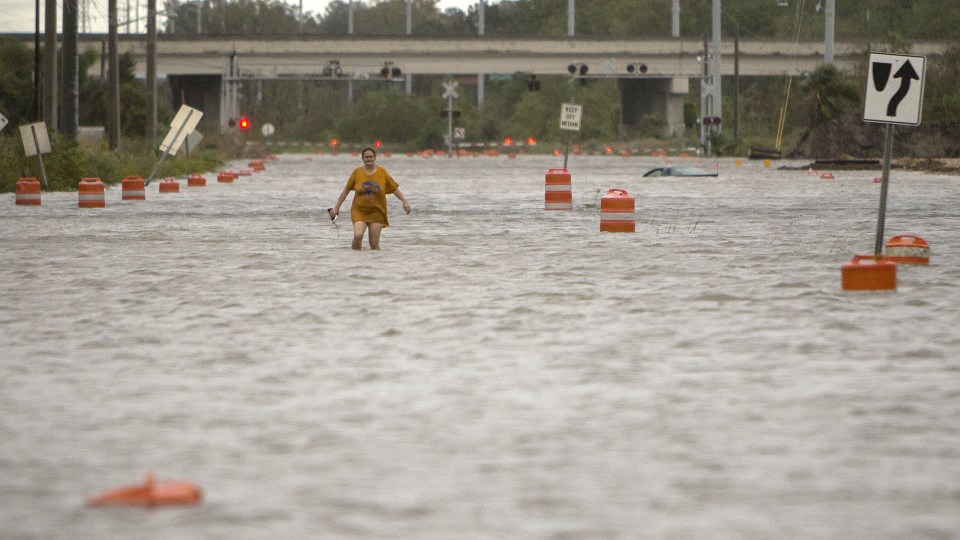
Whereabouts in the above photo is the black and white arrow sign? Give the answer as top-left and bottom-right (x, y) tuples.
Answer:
(864, 53), (926, 126)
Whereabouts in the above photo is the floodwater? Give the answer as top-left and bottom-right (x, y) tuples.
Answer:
(2, 152), (959, 539)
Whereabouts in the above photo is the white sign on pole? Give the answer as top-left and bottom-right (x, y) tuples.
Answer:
(160, 105), (203, 155)
(261, 122), (276, 137)
(454, 127), (465, 140)
(442, 81), (459, 99)
(559, 103), (582, 131)
(864, 53), (926, 126)
(0, 113), (8, 132)
(20, 122), (51, 156)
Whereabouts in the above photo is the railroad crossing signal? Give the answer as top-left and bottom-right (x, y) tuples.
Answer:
(442, 81), (459, 99)
(864, 53), (926, 126)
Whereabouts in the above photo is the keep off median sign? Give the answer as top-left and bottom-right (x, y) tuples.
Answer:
(864, 53), (926, 126)
(560, 103), (582, 131)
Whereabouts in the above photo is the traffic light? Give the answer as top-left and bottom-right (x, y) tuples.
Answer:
(238, 116), (251, 131)
(702, 116), (721, 126)
(568, 63), (589, 76)
(526, 74), (540, 91)
(627, 63), (648, 74)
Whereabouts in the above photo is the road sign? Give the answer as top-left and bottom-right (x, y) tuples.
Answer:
(489, 73), (513, 81)
(559, 103), (582, 131)
(454, 127), (465, 140)
(442, 81), (459, 99)
(261, 122), (276, 137)
(864, 53), (926, 126)
(0, 113), (8, 132)
(20, 122), (51, 156)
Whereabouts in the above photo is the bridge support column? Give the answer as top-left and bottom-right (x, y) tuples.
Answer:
(618, 77), (688, 138)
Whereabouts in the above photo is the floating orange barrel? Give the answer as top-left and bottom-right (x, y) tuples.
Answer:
(87, 472), (202, 507)
(187, 173), (206, 187)
(544, 168), (572, 210)
(820, 172), (835, 180)
(78, 178), (106, 208)
(884, 235), (930, 265)
(15, 177), (42, 206)
(217, 172), (235, 183)
(600, 188), (635, 232)
(841, 254), (896, 291)
(158, 178), (180, 193)
(121, 176), (146, 200)
(249, 159), (265, 172)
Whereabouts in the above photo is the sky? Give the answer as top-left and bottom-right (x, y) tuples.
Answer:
(0, 0), (480, 34)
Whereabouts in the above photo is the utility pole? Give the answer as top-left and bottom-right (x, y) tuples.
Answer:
(62, 0), (79, 137)
(567, 0), (574, 38)
(43, 0), (57, 130)
(108, 0), (120, 149)
(671, 0), (679, 37)
(824, 0), (835, 63)
(146, 0), (158, 140)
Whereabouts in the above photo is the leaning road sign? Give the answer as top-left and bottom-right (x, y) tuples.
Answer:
(864, 53), (926, 126)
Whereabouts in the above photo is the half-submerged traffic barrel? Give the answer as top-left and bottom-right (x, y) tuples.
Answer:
(187, 173), (206, 187)
(600, 188), (635, 232)
(544, 168), (572, 210)
(121, 175), (146, 200)
(883, 235), (930, 265)
(15, 178), (42, 206)
(841, 255), (896, 291)
(78, 178), (106, 208)
(158, 178), (180, 193)
(87, 471), (202, 507)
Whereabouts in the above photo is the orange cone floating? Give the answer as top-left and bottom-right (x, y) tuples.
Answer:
(884, 235), (930, 265)
(158, 178), (180, 193)
(217, 172), (235, 183)
(87, 472), (202, 507)
(600, 188), (635, 232)
(841, 254), (896, 291)
(78, 178), (106, 208)
(15, 177), (42, 206)
(187, 173), (206, 187)
(121, 176), (146, 200)
(544, 168), (572, 210)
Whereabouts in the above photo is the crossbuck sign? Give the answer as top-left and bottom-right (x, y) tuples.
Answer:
(559, 103), (582, 131)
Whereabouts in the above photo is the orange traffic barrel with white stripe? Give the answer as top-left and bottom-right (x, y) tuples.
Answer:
(249, 159), (265, 171)
(158, 178), (180, 193)
(121, 175), (146, 200)
(15, 177), (42, 205)
(600, 188), (635, 232)
(78, 178), (106, 208)
(217, 172), (235, 183)
(884, 235), (930, 265)
(841, 254), (896, 291)
(187, 173), (206, 187)
(544, 168), (572, 210)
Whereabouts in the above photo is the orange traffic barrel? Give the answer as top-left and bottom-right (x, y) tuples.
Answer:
(78, 178), (106, 208)
(15, 177), (42, 206)
(884, 235), (930, 265)
(87, 471), (202, 507)
(841, 255), (896, 291)
(600, 188), (635, 232)
(217, 172), (235, 183)
(187, 173), (206, 187)
(158, 178), (180, 193)
(249, 159), (265, 171)
(820, 172), (835, 180)
(121, 175), (146, 200)
(544, 168), (572, 210)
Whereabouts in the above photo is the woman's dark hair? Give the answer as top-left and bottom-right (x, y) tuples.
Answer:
(361, 146), (376, 157)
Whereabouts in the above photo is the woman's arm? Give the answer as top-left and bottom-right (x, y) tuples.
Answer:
(393, 188), (411, 214)
(330, 182), (352, 219)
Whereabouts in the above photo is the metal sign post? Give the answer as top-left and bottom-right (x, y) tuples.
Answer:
(146, 105), (203, 185)
(442, 81), (459, 158)
(863, 52), (926, 257)
(19, 122), (52, 190)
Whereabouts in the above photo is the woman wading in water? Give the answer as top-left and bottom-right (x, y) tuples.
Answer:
(330, 147), (411, 250)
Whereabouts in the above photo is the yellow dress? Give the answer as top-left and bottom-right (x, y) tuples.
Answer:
(346, 166), (399, 226)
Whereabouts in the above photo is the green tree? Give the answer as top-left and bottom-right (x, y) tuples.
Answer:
(796, 63), (860, 128)
(0, 37), (36, 125)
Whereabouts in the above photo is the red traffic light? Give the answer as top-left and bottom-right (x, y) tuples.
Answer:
(238, 116), (251, 130)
